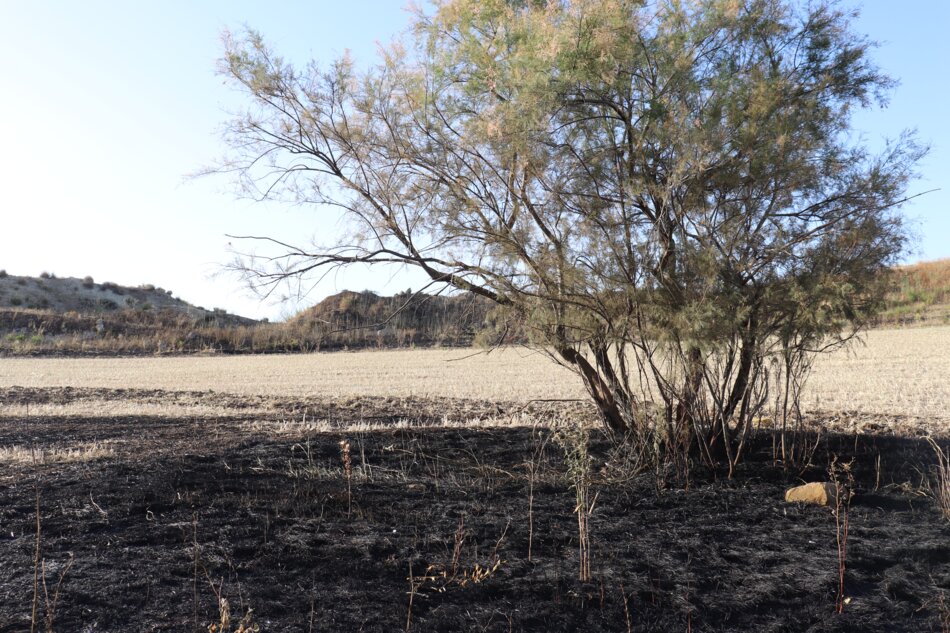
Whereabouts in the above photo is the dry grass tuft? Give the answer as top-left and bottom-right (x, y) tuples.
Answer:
(927, 438), (950, 523)
(0, 400), (258, 419)
(240, 410), (561, 437)
(0, 442), (117, 464)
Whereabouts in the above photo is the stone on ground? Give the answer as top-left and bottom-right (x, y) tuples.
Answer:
(784, 482), (838, 506)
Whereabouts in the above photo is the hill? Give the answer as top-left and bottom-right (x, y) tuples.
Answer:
(290, 289), (514, 349)
(0, 271), (252, 323)
(2, 258), (948, 356)
(0, 272), (510, 356)
(877, 258), (950, 327)
(0, 271), (262, 356)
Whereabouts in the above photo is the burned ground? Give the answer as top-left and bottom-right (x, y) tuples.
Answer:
(0, 389), (948, 632)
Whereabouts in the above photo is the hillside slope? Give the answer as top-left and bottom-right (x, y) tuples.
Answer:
(290, 289), (515, 348)
(878, 258), (950, 326)
(0, 271), (255, 321)
(0, 271), (260, 355)
(0, 274), (509, 355)
(2, 258), (948, 356)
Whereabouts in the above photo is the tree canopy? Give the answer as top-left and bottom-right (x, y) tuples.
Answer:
(214, 0), (924, 471)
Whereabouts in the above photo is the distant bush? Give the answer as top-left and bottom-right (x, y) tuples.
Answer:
(102, 282), (124, 295)
(40, 271), (52, 279)
(10, 296), (22, 306)
(0, 269), (7, 278)
(82, 276), (95, 288)
(15, 278), (26, 286)
(140, 284), (156, 292)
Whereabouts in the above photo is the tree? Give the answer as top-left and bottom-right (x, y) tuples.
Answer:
(213, 0), (924, 471)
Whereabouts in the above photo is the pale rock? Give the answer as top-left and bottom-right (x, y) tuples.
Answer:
(784, 482), (838, 506)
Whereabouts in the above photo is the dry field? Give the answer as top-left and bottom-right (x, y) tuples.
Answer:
(1, 326), (948, 428)
(0, 346), (581, 402)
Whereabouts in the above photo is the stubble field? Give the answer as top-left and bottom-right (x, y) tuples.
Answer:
(0, 327), (948, 631)
(3, 326), (950, 422)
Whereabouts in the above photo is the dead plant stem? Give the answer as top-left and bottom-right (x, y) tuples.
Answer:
(406, 563), (415, 632)
(193, 512), (199, 633)
(620, 582), (633, 633)
(31, 448), (40, 633)
(42, 553), (74, 633)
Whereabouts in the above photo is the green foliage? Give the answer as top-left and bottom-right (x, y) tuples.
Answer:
(555, 424), (592, 491)
(554, 422), (595, 581)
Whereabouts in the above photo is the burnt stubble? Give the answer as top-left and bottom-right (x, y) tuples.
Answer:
(0, 392), (948, 632)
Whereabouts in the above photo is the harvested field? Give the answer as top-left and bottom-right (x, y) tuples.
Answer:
(0, 347), (583, 402)
(1, 327), (949, 631)
(2, 326), (950, 424)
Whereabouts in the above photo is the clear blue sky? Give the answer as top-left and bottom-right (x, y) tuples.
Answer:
(1, 2), (947, 320)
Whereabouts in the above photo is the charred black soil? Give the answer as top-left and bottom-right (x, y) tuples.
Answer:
(0, 389), (948, 632)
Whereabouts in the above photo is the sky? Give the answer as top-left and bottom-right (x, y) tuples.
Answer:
(1, 1), (947, 321)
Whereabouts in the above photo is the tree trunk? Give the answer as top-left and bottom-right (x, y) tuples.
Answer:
(676, 346), (704, 430)
(557, 346), (630, 435)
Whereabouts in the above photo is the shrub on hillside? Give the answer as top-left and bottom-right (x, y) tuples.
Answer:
(82, 276), (95, 288)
